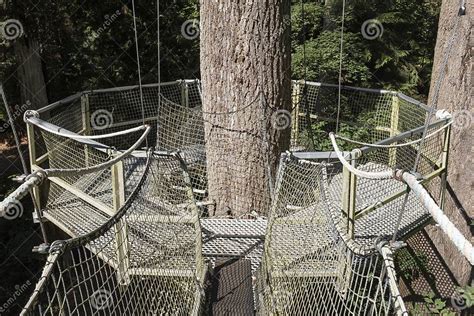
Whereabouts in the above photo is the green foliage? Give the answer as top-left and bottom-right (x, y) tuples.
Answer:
(456, 285), (474, 309)
(293, 31), (371, 84)
(422, 293), (455, 315)
(0, 0), (201, 104)
(290, 2), (326, 49)
(394, 247), (431, 284)
(291, 0), (441, 99)
(299, 110), (375, 151)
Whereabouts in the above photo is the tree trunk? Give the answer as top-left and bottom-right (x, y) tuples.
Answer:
(13, 37), (48, 110)
(426, 0), (472, 285)
(200, 0), (292, 217)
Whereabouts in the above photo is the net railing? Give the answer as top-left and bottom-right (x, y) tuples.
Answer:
(325, 116), (450, 244)
(31, 80), (449, 220)
(290, 82), (430, 152)
(16, 79), (454, 315)
(257, 153), (405, 315)
(22, 151), (207, 315)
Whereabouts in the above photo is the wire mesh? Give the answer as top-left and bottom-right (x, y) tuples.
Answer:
(22, 80), (451, 315)
(257, 154), (396, 315)
(22, 151), (206, 316)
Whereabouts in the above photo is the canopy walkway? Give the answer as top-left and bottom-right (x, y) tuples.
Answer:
(0, 80), (471, 315)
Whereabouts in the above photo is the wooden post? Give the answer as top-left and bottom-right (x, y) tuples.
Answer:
(341, 159), (351, 233)
(81, 94), (91, 167)
(26, 121), (43, 219)
(339, 150), (359, 295)
(338, 150), (358, 295)
(291, 81), (301, 149)
(439, 124), (451, 210)
(342, 150), (358, 239)
(388, 94), (400, 167)
(181, 80), (189, 108)
(111, 157), (130, 285)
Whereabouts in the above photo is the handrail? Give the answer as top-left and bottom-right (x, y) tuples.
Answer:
(26, 115), (147, 140)
(293, 80), (395, 95)
(0, 171), (47, 217)
(359, 118), (450, 154)
(401, 172), (474, 265)
(25, 115), (110, 149)
(289, 151), (350, 160)
(0, 119), (150, 217)
(36, 92), (83, 114)
(378, 242), (409, 316)
(36, 80), (196, 114)
(336, 120), (452, 150)
(329, 133), (394, 179)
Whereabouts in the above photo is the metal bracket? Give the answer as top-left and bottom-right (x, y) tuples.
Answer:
(12, 174), (27, 183)
(32, 243), (50, 255)
(410, 171), (423, 181)
(389, 240), (407, 251)
(458, 3), (466, 16)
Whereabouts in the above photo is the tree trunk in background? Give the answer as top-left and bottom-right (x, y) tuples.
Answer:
(13, 37), (48, 110)
(426, 0), (472, 285)
(200, 0), (292, 216)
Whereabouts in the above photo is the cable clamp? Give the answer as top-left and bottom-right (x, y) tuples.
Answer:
(12, 174), (27, 183)
(435, 109), (452, 120)
(23, 110), (39, 122)
(409, 171), (423, 181)
(389, 240), (407, 250)
(32, 243), (50, 255)
(393, 169), (405, 182)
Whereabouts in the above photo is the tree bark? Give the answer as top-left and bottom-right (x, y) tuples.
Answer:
(426, 0), (472, 285)
(13, 37), (48, 110)
(200, 0), (292, 216)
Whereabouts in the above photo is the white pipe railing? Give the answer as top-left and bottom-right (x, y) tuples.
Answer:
(401, 172), (474, 265)
(329, 132), (394, 179)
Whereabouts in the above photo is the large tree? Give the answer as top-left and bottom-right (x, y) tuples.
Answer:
(426, 0), (472, 285)
(200, 0), (292, 216)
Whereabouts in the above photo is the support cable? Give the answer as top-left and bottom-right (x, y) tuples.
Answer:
(391, 4), (464, 241)
(300, 0), (316, 149)
(157, 0), (161, 141)
(335, 0), (347, 133)
(131, 0), (148, 148)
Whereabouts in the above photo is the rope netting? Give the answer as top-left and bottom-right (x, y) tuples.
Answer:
(31, 80), (449, 217)
(258, 154), (405, 315)
(0, 79), (460, 315)
(22, 151), (207, 315)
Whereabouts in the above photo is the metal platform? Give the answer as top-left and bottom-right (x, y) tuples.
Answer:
(43, 186), (267, 274)
(41, 158), (432, 275)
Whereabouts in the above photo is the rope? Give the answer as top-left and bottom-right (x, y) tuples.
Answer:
(301, 0), (307, 82)
(329, 133), (394, 179)
(377, 242), (409, 315)
(26, 115), (148, 140)
(156, 0), (161, 141)
(335, 0), (347, 133)
(45, 124), (150, 177)
(131, 0), (148, 148)
(0, 125), (151, 214)
(20, 252), (60, 316)
(0, 171), (47, 218)
(402, 172), (474, 265)
(0, 86), (49, 242)
(299, 0), (316, 149)
(334, 121), (452, 148)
